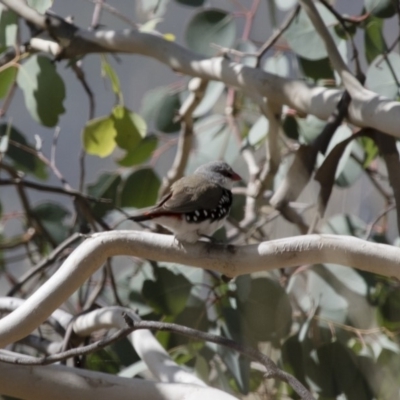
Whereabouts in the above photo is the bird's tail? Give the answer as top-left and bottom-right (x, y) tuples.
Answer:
(128, 213), (153, 222)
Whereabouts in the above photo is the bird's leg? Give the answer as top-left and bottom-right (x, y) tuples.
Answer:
(199, 234), (224, 244)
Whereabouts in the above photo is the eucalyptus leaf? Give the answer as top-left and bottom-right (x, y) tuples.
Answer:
(176, 0), (205, 6)
(322, 213), (367, 238)
(236, 277), (292, 343)
(247, 115), (268, 147)
(120, 168), (160, 208)
(284, 3), (340, 60)
(141, 86), (181, 133)
(192, 81), (225, 117)
(274, 0), (297, 11)
(17, 55), (65, 127)
(0, 124), (47, 179)
(33, 202), (70, 244)
(298, 57), (335, 82)
(263, 53), (290, 77)
(365, 0), (395, 18)
(101, 57), (121, 96)
(236, 40), (257, 67)
(112, 105), (146, 151)
(185, 9), (236, 57)
(27, 0), (53, 13)
(142, 267), (192, 315)
(364, 16), (386, 64)
(0, 4), (17, 49)
(117, 135), (158, 167)
(0, 66), (16, 99)
(365, 53), (400, 100)
(87, 172), (122, 217)
(82, 115), (117, 157)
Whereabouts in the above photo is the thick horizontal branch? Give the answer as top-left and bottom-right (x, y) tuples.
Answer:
(0, 361), (236, 400)
(0, 231), (400, 348)
(1, 0), (400, 138)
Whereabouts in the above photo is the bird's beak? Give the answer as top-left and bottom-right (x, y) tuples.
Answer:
(231, 171), (242, 181)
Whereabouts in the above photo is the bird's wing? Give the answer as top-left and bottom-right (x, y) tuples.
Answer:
(154, 175), (224, 215)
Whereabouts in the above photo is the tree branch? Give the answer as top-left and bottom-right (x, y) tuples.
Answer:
(0, 231), (400, 347)
(0, 361), (237, 400)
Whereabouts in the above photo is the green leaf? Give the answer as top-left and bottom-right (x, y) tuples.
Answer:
(0, 66), (16, 99)
(274, 0), (297, 11)
(282, 115), (299, 140)
(101, 57), (121, 97)
(112, 105), (146, 151)
(380, 288), (400, 330)
(0, 124), (47, 179)
(185, 9), (236, 57)
(188, 115), (240, 171)
(263, 53), (290, 77)
(235, 40), (257, 67)
(284, 3), (340, 60)
(316, 124), (353, 178)
(236, 276), (292, 344)
(82, 115), (117, 157)
(17, 55), (65, 127)
(26, 0), (53, 13)
(322, 213), (367, 238)
(297, 115), (326, 144)
(117, 135), (158, 167)
(0, 4), (18, 50)
(298, 57), (335, 81)
(86, 349), (120, 374)
(120, 168), (160, 208)
(359, 136), (378, 168)
(305, 342), (373, 398)
(141, 86), (181, 133)
(33, 202), (70, 244)
(87, 172), (122, 217)
(142, 267), (192, 315)
(364, 16), (386, 64)
(176, 0), (205, 6)
(191, 81), (225, 118)
(247, 115), (268, 147)
(365, 53), (400, 100)
(365, 0), (396, 18)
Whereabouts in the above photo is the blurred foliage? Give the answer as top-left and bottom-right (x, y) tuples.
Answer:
(1, 0), (400, 399)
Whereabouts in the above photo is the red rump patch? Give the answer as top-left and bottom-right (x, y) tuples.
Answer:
(144, 211), (182, 220)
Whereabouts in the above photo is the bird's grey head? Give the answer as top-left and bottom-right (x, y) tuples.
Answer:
(195, 161), (241, 189)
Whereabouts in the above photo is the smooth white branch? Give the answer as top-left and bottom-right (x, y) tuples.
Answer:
(0, 361), (236, 400)
(0, 231), (399, 348)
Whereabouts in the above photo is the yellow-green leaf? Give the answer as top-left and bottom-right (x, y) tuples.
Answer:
(112, 105), (146, 151)
(0, 66), (17, 99)
(83, 116), (117, 157)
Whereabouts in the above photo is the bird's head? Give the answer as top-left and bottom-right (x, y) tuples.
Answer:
(195, 161), (241, 189)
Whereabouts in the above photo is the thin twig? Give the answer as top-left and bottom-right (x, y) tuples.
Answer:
(256, 5), (300, 67)
(7, 233), (84, 296)
(0, 178), (111, 203)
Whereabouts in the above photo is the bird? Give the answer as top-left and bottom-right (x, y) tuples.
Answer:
(129, 161), (241, 243)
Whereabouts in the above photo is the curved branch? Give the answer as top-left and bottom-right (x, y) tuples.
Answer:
(72, 307), (207, 386)
(0, 231), (400, 347)
(0, 361), (237, 400)
(159, 78), (208, 197)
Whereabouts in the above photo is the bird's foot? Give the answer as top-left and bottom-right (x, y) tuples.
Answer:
(199, 234), (225, 245)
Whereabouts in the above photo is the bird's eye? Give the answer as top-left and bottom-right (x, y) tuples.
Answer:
(221, 170), (232, 178)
